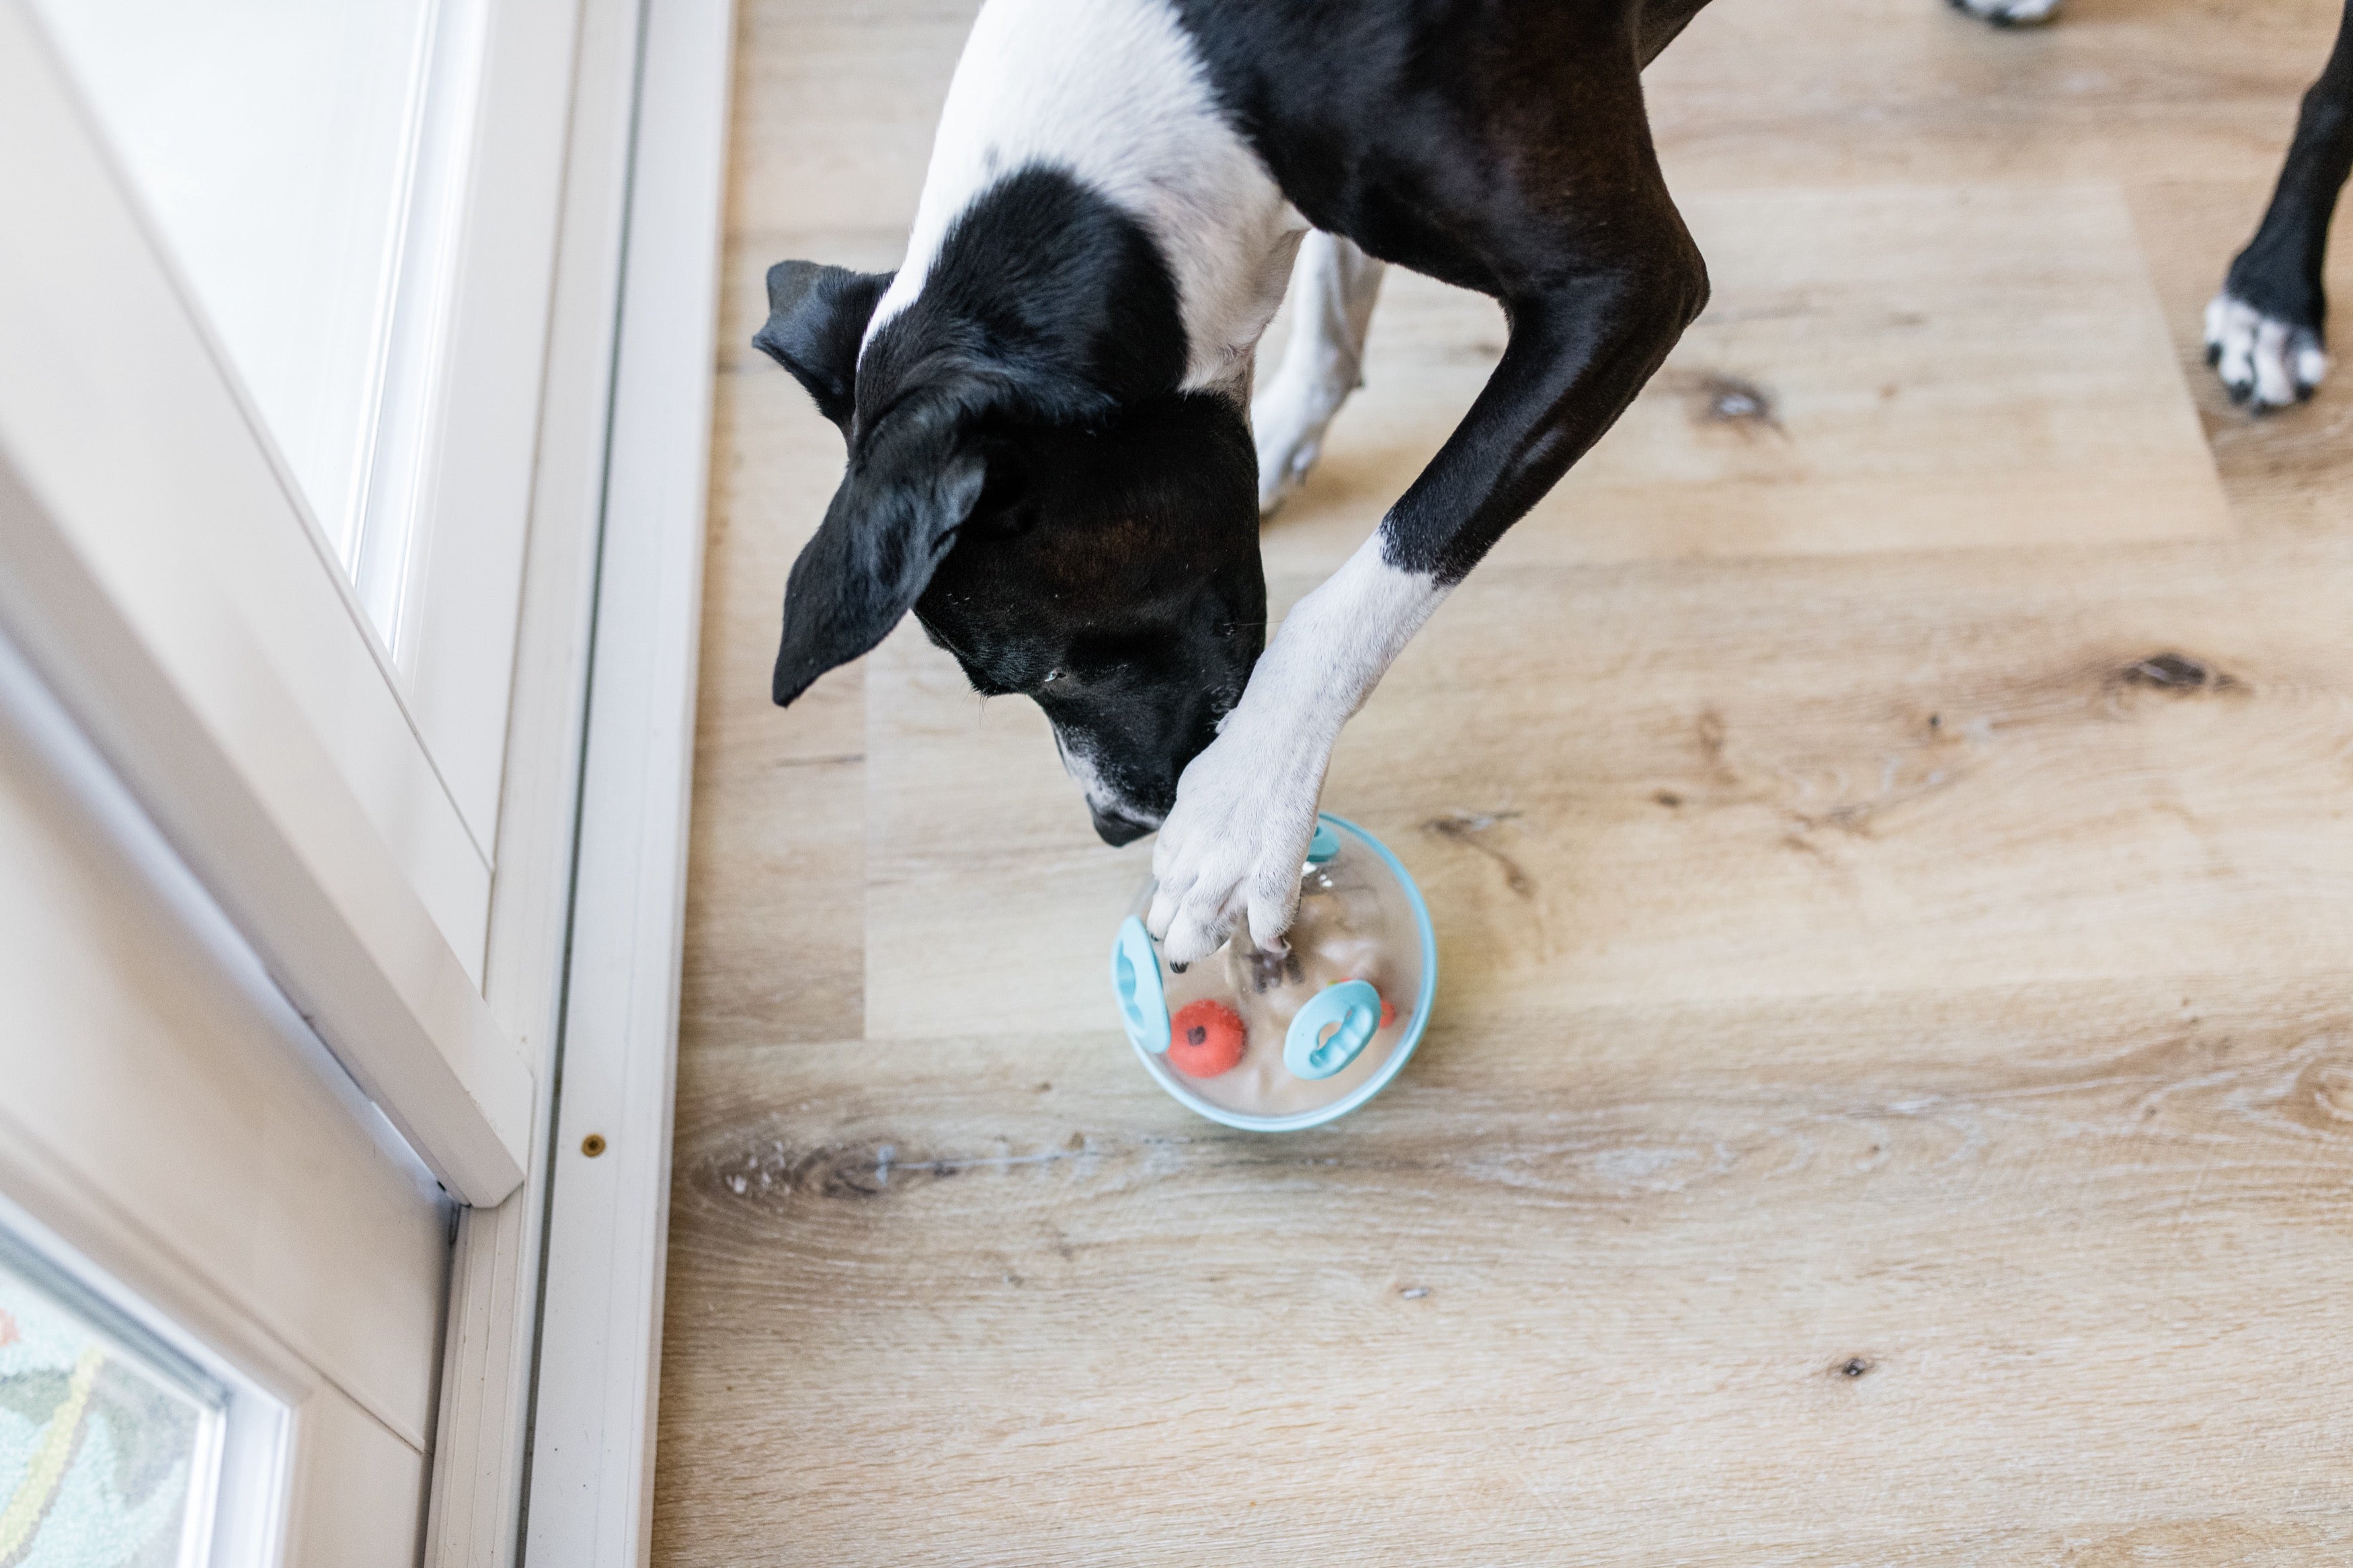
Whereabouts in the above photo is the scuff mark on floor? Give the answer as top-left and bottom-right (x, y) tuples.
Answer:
(1423, 809), (1537, 897)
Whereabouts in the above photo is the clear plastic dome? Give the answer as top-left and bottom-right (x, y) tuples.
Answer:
(1110, 814), (1436, 1131)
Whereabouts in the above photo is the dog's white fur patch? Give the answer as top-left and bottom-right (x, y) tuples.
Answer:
(1147, 535), (1445, 964)
(1051, 722), (1137, 832)
(2206, 292), (2330, 411)
(1253, 230), (1388, 515)
(1053, 725), (1110, 809)
(865, 0), (1307, 395)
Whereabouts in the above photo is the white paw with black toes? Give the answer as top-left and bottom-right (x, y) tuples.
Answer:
(1146, 710), (1328, 966)
(2206, 293), (2329, 411)
(1948, 0), (2063, 25)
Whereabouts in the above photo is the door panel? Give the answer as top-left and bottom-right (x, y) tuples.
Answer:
(0, 0), (620, 1551)
(0, 0), (537, 1202)
(23, 0), (446, 576)
(0, 634), (448, 1555)
(286, 1387), (432, 1568)
(0, 0), (495, 979)
(391, 0), (588, 852)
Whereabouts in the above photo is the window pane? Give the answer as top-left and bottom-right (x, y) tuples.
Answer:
(24, 0), (456, 646)
(0, 1245), (225, 1567)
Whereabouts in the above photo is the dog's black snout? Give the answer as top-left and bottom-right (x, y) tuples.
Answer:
(1089, 804), (1155, 848)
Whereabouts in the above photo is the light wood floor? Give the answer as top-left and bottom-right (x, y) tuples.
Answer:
(659, 0), (2353, 1559)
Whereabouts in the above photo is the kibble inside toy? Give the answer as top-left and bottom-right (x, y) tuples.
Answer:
(1166, 1000), (1246, 1077)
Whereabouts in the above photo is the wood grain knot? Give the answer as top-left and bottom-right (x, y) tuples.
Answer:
(2113, 652), (2241, 695)
(1669, 370), (1786, 437)
(694, 1136), (902, 1207)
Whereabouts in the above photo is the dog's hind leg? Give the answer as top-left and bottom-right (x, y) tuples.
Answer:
(1252, 230), (1386, 516)
(2208, 0), (2353, 410)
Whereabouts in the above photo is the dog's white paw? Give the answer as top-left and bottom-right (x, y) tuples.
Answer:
(1146, 714), (1327, 966)
(1949, 0), (2063, 25)
(2206, 292), (2329, 411)
(1252, 384), (1335, 518)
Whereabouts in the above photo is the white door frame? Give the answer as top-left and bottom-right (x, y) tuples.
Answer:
(428, 0), (737, 1561)
(0, 0), (737, 1551)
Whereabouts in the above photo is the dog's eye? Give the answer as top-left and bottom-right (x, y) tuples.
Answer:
(1041, 667), (1070, 689)
(964, 446), (1033, 540)
(977, 457), (1029, 513)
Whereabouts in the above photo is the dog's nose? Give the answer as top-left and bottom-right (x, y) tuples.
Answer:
(1089, 804), (1154, 847)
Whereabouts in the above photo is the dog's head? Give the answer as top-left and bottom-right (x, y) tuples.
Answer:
(755, 259), (1264, 845)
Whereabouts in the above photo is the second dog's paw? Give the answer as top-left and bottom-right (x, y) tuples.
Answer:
(1948, 0), (2063, 25)
(2206, 292), (2328, 411)
(1146, 728), (1325, 966)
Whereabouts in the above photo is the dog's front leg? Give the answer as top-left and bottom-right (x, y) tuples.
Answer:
(1253, 231), (1386, 516)
(2208, 0), (2353, 409)
(1146, 531), (1439, 961)
(1150, 251), (1709, 964)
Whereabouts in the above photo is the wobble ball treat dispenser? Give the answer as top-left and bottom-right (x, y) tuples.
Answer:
(1109, 813), (1437, 1131)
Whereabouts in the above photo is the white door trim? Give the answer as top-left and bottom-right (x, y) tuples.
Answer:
(524, 0), (733, 1554)
(427, 0), (736, 1559)
(424, 0), (650, 1555)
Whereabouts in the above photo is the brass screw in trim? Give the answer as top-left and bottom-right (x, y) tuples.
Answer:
(581, 1133), (608, 1158)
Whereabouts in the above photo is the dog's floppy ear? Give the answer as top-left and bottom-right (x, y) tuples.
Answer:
(752, 260), (895, 432)
(773, 412), (988, 706)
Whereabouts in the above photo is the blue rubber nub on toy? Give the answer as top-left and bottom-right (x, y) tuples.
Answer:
(1285, 979), (1382, 1080)
(1111, 916), (1170, 1055)
(1306, 821), (1340, 865)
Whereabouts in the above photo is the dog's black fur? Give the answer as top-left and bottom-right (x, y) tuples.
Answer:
(758, 0), (2353, 854)
(1167, 0), (1710, 585)
(757, 166), (1264, 840)
(760, 1), (1707, 848)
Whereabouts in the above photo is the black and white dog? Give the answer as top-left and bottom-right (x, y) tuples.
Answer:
(756, 0), (2353, 966)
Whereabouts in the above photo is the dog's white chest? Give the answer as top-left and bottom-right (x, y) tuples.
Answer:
(868, 0), (1304, 393)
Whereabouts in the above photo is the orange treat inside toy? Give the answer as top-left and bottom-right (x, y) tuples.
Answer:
(1167, 1000), (1246, 1078)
